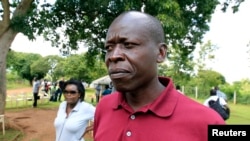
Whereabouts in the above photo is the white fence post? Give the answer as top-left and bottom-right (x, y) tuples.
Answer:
(196, 87), (199, 99)
(0, 115), (5, 135)
(234, 91), (236, 104)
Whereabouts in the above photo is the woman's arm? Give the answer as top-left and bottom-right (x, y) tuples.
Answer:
(81, 121), (94, 138)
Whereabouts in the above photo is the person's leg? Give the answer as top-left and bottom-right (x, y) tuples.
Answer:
(96, 94), (100, 103)
(49, 91), (54, 101)
(95, 94), (98, 103)
(58, 88), (62, 102)
(33, 93), (38, 107)
(53, 89), (59, 102)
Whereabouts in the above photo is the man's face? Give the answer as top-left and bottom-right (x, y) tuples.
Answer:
(104, 15), (159, 92)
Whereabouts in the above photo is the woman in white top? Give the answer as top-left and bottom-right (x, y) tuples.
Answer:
(54, 79), (95, 141)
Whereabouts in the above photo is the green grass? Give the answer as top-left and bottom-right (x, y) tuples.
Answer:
(0, 128), (23, 141)
(225, 103), (250, 124)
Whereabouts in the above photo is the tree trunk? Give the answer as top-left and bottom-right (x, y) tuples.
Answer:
(0, 29), (17, 114)
(0, 0), (33, 115)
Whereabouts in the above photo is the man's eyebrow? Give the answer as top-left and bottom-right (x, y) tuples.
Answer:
(106, 36), (127, 43)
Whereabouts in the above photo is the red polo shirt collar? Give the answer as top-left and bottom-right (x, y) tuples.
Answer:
(111, 77), (178, 117)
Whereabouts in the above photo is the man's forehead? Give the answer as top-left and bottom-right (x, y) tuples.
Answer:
(114, 11), (148, 24)
(108, 14), (148, 33)
(105, 29), (136, 43)
(106, 22), (147, 41)
(105, 12), (150, 41)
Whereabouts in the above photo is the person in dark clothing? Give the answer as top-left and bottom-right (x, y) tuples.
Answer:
(204, 88), (230, 120)
(32, 77), (40, 107)
(95, 84), (101, 103)
(102, 85), (112, 97)
(57, 78), (65, 102)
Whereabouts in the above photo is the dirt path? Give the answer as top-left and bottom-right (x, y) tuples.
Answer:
(5, 87), (93, 141)
(6, 108), (57, 141)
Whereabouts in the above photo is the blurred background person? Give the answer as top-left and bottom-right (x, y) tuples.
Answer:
(32, 77), (41, 108)
(95, 84), (101, 103)
(101, 85), (112, 97)
(214, 86), (227, 101)
(203, 88), (230, 120)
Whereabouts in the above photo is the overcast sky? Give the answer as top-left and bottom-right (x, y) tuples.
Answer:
(202, 0), (250, 83)
(10, 1), (250, 83)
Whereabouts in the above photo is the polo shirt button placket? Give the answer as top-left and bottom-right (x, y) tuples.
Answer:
(125, 115), (135, 138)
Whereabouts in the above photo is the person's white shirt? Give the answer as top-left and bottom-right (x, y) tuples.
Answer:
(54, 100), (95, 141)
(203, 95), (227, 107)
(216, 90), (227, 101)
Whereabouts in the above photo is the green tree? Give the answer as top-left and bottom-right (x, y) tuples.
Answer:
(0, 0), (245, 114)
(195, 40), (218, 71)
(6, 49), (16, 69)
(30, 57), (51, 80)
(197, 70), (226, 86)
(237, 79), (250, 95)
(164, 45), (195, 85)
(44, 55), (64, 82)
(53, 53), (107, 83)
(7, 51), (45, 85)
(61, 54), (90, 81)
(187, 69), (226, 98)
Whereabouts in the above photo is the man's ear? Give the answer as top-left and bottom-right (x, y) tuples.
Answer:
(157, 43), (167, 63)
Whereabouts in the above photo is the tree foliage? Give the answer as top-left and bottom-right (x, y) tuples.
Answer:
(7, 51), (45, 85)
(43, 55), (64, 81)
(35, 0), (220, 69)
(55, 53), (107, 83)
(195, 40), (218, 71)
(184, 69), (226, 98)
(0, 0), (245, 114)
(196, 70), (226, 86)
(221, 0), (245, 13)
(7, 51), (107, 84)
(29, 0), (244, 81)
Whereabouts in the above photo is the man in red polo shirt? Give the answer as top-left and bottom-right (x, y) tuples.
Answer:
(93, 11), (225, 141)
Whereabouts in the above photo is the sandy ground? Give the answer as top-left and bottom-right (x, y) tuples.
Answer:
(6, 108), (57, 141)
(5, 87), (93, 141)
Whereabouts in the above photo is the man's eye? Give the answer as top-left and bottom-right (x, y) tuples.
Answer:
(124, 42), (134, 48)
(105, 45), (112, 51)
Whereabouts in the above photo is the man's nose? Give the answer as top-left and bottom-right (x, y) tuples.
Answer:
(107, 44), (125, 62)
